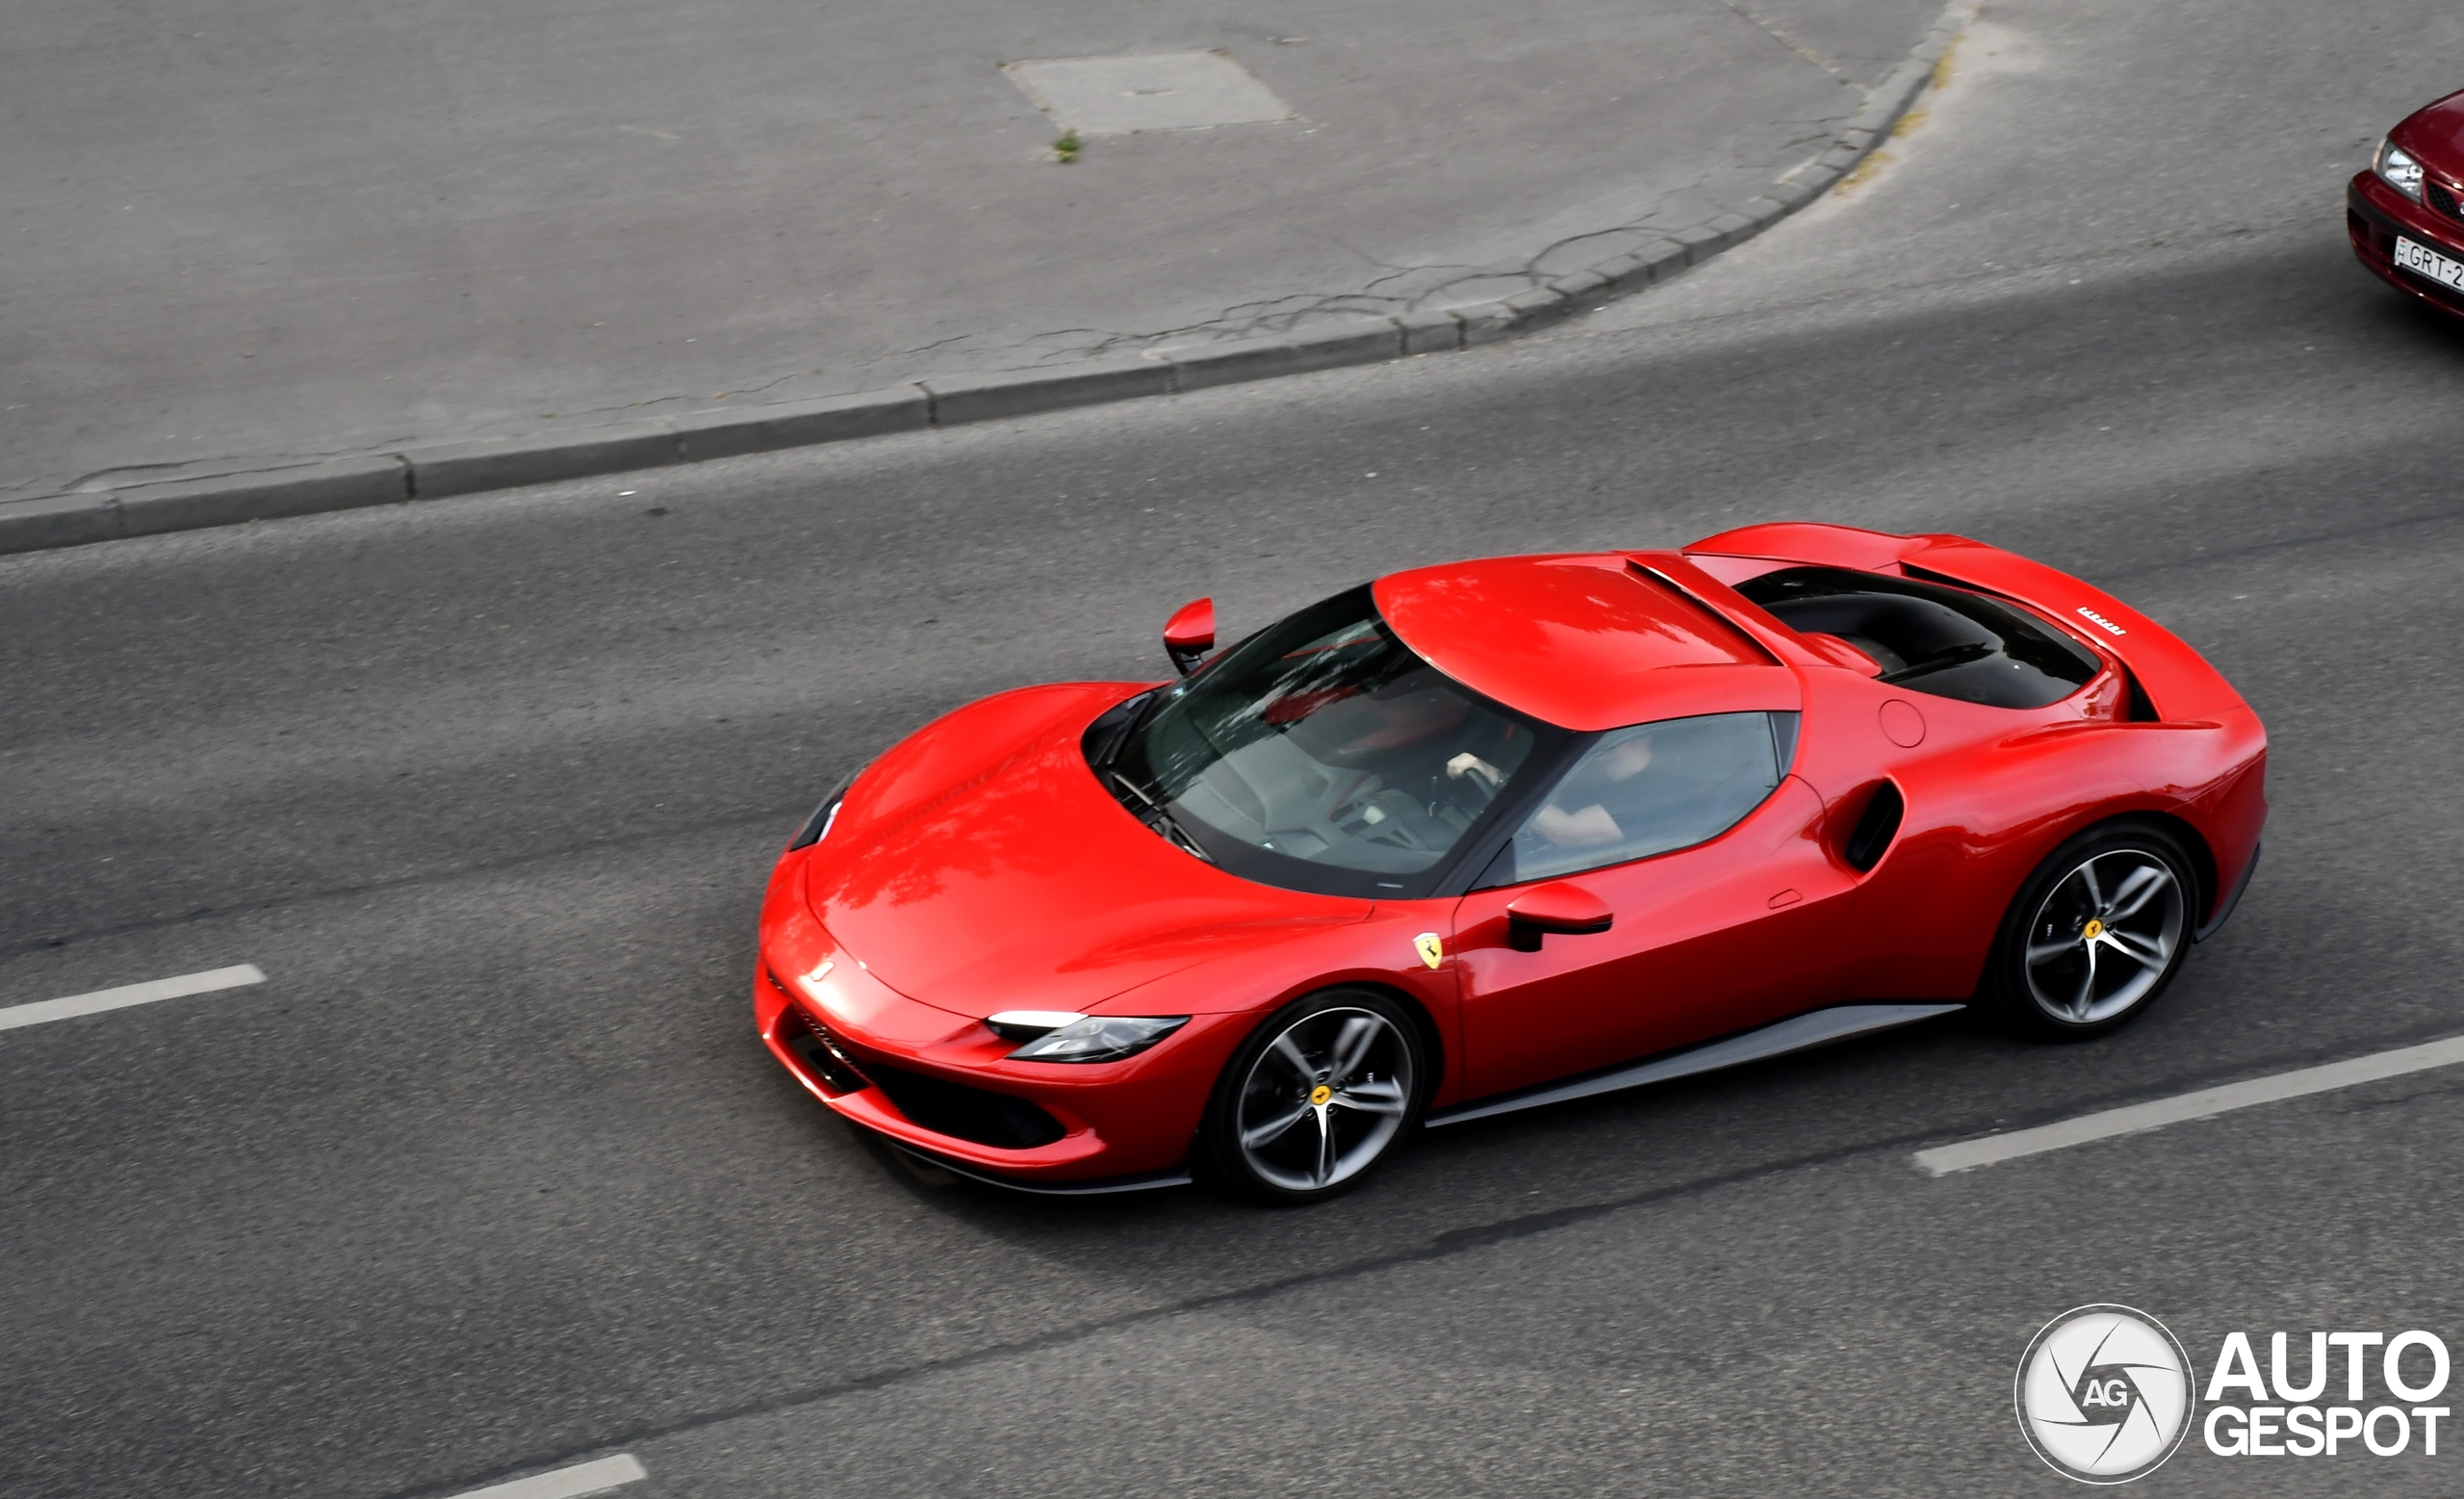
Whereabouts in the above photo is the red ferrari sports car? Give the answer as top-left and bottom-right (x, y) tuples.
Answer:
(754, 524), (2266, 1202)
(2350, 89), (2464, 319)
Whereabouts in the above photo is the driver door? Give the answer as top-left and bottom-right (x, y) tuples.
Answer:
(1449, 713), (1856, 1099)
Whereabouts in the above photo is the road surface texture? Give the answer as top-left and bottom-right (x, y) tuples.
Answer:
(4, 0), (2462, 1495)
(3, 0), (1937, 500)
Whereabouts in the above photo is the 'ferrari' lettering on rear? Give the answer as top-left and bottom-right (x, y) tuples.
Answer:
(2076, 607), (2128, 636)
(1414, 933), (1444, 969)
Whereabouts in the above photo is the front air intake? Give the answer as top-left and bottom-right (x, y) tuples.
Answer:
(864, 1064), (1067, 1150)
(780, 1000), (873, 1095)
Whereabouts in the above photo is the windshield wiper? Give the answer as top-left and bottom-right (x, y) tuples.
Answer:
(1110, 772), (1216, 863)
(1087, 689), (1159, 771)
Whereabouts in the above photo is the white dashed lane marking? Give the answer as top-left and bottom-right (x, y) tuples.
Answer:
(0, 965), (266, 1032)
(443, 1455), (648, 1499)
(1915, 1033), (2464, 1176)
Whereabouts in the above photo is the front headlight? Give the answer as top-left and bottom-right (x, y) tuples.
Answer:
(2376, 139), (2426, 202)
(1006, 1015), (1189, 1063)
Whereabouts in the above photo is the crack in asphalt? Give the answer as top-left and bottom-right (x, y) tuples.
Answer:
(989, 169), (1748, 367)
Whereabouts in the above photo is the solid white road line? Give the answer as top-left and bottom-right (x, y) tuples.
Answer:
(444, 1455), (648, 1499)
(0, 964), (267, 1033)
(1915, 1033), (2464, 1176)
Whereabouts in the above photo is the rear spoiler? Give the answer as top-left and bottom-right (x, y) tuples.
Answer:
(1683, 523), (2250, 722)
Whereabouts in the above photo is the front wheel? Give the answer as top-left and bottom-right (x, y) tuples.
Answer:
(1984, 823), (2196, 1040)
(1200, 989), (1426, 1203)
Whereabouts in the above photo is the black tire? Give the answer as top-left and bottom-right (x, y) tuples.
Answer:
(1983, 821), (2198, 1041)
(1198, 988), (1428, 1204)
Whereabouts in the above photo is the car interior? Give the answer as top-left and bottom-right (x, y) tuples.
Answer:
(1734, 566), (2101, 710)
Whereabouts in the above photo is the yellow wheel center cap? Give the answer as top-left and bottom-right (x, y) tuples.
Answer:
(1309, 1084), (1333, 1106)
(2082, 918), (2105, 941)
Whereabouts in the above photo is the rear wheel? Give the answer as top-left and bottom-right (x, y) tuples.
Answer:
(1201, 989), (1425, 1203)
(1985, 823), (2195, 1040)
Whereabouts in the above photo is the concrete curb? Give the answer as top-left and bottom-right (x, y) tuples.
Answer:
(0, 0), (1974, 558)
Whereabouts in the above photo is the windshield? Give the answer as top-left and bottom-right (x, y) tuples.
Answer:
(1108, 586), (1554, 897)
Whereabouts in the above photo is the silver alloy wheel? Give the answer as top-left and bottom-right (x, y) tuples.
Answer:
(2021, 848), (2187, 1024)
(1234, 1006), (1416, 1192)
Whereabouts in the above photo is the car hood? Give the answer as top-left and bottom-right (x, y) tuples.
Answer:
(803, 683), (1373, 1018)
(2398, 90), (2464, 169)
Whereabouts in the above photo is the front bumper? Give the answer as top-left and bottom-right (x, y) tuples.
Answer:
(752, 945), (1240, 1187)
(2348, 171), (2464, 320)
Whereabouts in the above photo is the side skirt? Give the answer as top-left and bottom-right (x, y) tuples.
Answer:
(1422, 1002), (1966, 1128)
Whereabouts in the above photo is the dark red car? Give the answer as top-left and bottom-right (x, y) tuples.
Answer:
(2350, 90), (2464, 318)
(754, 525), (2267, 1202)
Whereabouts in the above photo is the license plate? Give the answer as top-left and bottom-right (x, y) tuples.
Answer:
(2395, 235), (2464, 292)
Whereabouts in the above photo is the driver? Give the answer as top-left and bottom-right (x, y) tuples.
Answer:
(1451, 734), (1660, 852)
(1521, 733), (1657, 851)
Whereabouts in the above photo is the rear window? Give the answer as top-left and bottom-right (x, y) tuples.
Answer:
(1736, 567), (2100, 710)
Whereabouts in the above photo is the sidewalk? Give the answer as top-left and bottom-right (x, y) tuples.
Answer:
(3, 0), (1942, 502)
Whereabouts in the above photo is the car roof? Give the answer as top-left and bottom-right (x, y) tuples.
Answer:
(1373, 553), (1803, 731)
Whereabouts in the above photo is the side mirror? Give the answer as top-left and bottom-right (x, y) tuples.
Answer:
(1164, 597), (1216, 677)
(1504, 881), (1613, 951)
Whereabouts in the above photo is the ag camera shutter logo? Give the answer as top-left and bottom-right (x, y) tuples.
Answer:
(2016, 1305), (2195, 1484)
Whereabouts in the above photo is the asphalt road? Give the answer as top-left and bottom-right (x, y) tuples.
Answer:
(5, 0), (2464, 1495)
(2, 0), (1937, 498)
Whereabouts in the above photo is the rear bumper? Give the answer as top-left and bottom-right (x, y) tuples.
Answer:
(2348, 172), (2464, 320)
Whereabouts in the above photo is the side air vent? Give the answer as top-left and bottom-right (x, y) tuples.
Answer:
(1841, 782), (1904, 873)
(2122, 669), (2162, 723)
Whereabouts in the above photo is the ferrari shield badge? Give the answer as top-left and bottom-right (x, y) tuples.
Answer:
(1413, 932), (1444, 969)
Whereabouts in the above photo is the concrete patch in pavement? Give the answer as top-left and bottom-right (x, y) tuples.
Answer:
(1003, 52), (1296, 136)
(0, 0), (1979, 559)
